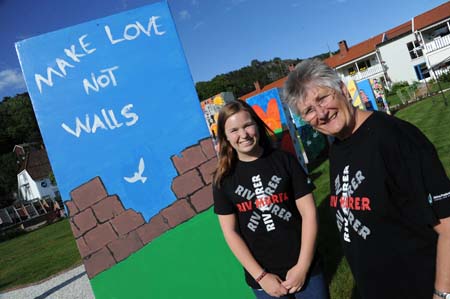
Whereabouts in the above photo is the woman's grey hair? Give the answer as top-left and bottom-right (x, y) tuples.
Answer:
(283, 59), (342, 114)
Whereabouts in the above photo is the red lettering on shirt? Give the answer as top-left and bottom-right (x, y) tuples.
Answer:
(330, 195), (338, 207)
(334, 196), (371, 211)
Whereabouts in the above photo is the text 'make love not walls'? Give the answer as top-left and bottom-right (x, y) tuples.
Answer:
(15, 1), (209, 223)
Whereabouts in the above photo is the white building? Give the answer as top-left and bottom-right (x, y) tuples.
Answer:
(14, 144), (59, 202)
(324, 1), (450, 86)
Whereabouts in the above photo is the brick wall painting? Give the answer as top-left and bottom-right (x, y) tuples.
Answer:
(66, 137), (217, 278)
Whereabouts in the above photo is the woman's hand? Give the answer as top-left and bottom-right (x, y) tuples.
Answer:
(259, 273), (289, 297)
(281, 264), (307, 294)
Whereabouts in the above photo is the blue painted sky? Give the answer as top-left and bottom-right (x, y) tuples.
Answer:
(1, 0), (449, 99)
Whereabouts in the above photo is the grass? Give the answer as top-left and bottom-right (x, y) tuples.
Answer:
(386, 80), (450, 107)
(395, 92), (450, 175)
(0, 219), (82, 292)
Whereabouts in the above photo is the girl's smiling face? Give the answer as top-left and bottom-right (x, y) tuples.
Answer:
(224, 110), (262, 161)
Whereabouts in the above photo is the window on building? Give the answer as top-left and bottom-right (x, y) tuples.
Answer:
(414, 63), (430, 80)
(357, 60), (371, 71)
(348, 66), (356, 76)
(407, 40), (423, 59)
(431, 25), (450, 38)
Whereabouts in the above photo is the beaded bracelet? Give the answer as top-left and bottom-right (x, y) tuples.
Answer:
(255, 270), (267, 282)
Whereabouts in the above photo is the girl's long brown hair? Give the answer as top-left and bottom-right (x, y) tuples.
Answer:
(213, 100), (274, 187)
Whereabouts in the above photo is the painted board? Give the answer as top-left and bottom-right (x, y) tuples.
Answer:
(16, 1), (209, 222)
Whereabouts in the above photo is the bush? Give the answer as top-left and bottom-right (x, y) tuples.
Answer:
(388, 81), (409, 95)
(438, 70), (450, 82)
(0, 225), (26, 242)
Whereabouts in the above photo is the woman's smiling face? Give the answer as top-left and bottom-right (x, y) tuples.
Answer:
(297, 84), (356, 140)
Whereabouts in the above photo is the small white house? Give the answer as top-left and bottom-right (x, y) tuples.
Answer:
(14, 145), (59, 202)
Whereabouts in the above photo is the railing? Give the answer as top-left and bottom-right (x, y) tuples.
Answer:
(343, 64), (384, 82)
(433, 66), (450, 77)
(424, 34), (450, 53)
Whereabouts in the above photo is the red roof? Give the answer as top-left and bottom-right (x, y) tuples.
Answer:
(240, 77), (287, 100)
(414, 1), (450, 30)
(324, 34), (383, 68)
(384, 21), (412, 40)
(19, 149), (53, 180)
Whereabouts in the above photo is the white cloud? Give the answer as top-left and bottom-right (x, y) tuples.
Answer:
(225, 0), (248, 12)
(179, 10), (191, 20)
(193, 21), (204, 30)
(0, 69), (26, 93)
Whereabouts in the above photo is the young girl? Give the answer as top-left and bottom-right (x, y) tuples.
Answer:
(213, 100), (328, 299)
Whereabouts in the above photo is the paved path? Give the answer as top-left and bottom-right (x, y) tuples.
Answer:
(0, 265), (95, 299)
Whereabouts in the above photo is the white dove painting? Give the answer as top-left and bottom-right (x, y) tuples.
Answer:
(124, 157), (147, 183)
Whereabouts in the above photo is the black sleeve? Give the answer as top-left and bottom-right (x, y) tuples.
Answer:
(285, 151), (315, 200)
(213, 182), (235, 215)
(383, 119), (450, 221)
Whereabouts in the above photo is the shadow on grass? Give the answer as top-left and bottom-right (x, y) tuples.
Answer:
(316, 193), (360, 299)
(316, 193), (341, 286)
(0, 279), (16, 292)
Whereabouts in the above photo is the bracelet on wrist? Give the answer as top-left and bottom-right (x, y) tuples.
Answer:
(255, 270), (267, 282)
(434, 289), (450, 299)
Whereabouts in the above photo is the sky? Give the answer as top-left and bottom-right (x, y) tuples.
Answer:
(0, 0), (449, 99)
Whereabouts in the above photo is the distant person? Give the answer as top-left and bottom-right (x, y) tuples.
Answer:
(359, 90), (373, 111)
(283, 59), (450, 299)
(212, 100), (328, 299)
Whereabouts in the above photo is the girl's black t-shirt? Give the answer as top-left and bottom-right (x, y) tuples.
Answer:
(213, 149), (316, 288)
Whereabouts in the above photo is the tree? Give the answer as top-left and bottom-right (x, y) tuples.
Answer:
(194, 54), (328, 101)
(0, 152), (18, 208)
(0, 93), (42, 154)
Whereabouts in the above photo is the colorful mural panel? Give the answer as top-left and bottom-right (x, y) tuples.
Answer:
(245, 88), (311, 171)
(290, 111), (327, 164)
(370, 78), (391, 114)
(346, 79), (365, 110)
(245, 88), (287, 134)
(357, 79), (378, 111)
(200, 92), (234, 146)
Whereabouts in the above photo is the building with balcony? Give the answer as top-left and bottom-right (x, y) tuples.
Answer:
(416, 3), (450, 78)
(325, 1), (450, 87)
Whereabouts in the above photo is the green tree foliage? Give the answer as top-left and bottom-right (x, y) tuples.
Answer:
(195, 57), (303, 100)
(0, 93), (42, 154)
(0, 152), (18, 208)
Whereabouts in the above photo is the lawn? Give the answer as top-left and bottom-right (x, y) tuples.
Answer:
(395, 92), (450, 175)
(0, 219), (82, 292)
